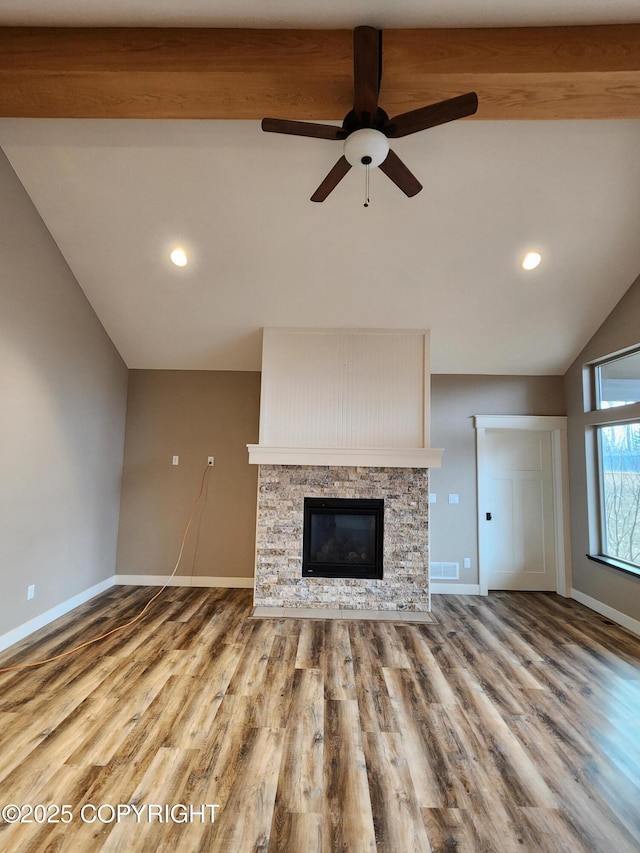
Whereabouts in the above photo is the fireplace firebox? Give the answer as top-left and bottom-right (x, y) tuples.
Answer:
(302, 497), (384, 579)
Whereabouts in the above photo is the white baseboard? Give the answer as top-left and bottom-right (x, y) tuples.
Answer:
(430, 583), (481, 595)
(0, 575), (116, 654)
(571, 588), (640, 637)
(114, 574), (254, 589)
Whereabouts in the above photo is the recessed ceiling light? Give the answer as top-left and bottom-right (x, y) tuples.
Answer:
(170, 248), (188, 267)
(522, 251), (541, 271)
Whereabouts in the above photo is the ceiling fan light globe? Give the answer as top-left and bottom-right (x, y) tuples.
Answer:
(343, 129), (389, 168)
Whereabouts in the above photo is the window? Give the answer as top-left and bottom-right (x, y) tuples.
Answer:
(598, 422), (640, 566)
(596, 350), (640, 409)
(590, 348), (640, 574)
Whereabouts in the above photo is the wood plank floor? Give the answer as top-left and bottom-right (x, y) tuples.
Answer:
(1, 586), (639, 852)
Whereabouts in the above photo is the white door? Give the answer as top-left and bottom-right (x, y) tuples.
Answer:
(479, 428), (557, 591)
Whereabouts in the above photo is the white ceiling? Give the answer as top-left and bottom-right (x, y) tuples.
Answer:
(1, 0), (639, 28)
(2, 2), (640, 375)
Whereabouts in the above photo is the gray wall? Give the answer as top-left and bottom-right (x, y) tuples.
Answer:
(565, 274), (640, 620)
(116, 370), (260, 580)
(114, 372), (565, 587)
(430, 374), (566, 586)
(0, 149), (128, 637)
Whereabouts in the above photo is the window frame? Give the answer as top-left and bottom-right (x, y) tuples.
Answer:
(587, 346), (640, 578)
(595, 348), (640, 410)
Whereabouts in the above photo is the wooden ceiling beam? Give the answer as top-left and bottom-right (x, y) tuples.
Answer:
(1, 25), (640, 120)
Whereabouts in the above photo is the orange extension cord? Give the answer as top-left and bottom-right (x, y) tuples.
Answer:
(0, 465), (212, 675)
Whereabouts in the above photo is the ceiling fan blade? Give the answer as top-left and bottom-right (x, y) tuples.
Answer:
(378, 150), (422, 197)
(261, 118), (345, 140)
(310, 156), (352, 202)
(385, 92), (479, 138)
(353, 26), (380, 125)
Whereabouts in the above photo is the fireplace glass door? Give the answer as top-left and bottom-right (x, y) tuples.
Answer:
(302, 497), (384, 579)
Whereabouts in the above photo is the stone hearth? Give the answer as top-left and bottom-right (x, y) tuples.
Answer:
(254, 465), (430, 612)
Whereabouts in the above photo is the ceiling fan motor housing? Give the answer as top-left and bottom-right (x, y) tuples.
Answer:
(343, 128), (390, 168)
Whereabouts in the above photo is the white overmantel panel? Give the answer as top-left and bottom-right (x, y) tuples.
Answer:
(248, 328), (442, 467)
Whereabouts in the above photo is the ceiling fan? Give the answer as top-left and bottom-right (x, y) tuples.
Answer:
(261, 26), (478, 202)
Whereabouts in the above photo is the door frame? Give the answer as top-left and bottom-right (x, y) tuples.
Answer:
(474, 415), (572, 597)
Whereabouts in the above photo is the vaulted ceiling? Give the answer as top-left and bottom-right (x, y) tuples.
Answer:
(2, 2), (640, 374)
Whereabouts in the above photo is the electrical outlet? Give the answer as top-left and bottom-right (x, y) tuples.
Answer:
(207, 456), (214, 466)
(172, 455), (179, 465)
(463, 557), (471, 569)
(429, 493), (437, 503)
(27, 584), (35, 600)
(448, 493), (459, 504)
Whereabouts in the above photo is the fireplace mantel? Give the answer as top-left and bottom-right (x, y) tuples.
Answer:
(247, 444), (442, 468)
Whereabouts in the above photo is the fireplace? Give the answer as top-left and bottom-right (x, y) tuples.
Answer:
(248, 328), (442, 615)
(302, 497), (384, 579)
(253, 465), (431, 612)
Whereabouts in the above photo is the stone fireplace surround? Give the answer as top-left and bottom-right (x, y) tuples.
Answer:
(253, 464), (431, 616)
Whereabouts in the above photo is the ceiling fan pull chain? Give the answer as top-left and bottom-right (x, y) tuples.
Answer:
(364, 163), (370, 207)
